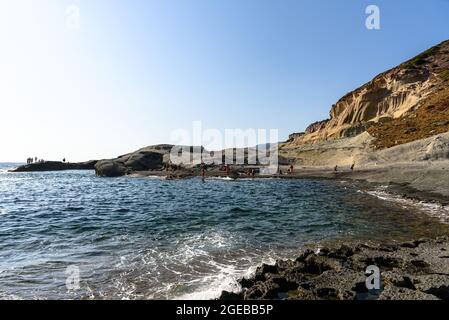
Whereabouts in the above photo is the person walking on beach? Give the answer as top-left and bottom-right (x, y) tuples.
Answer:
(334, 165), (338, 172)
(350, 163), (355, 171)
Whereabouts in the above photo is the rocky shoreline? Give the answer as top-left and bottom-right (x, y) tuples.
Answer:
(219, 236), (449, 300)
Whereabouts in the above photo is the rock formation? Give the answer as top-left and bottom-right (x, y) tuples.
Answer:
(285, 40), (449, 146)
(9, 160), (97, 172)
(305, 119), (329, 134)
(95, 146), (171, 177)
(220, 236), (449, 300)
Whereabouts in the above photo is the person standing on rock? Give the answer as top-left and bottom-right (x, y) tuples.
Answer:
(334, 165), (338, 172)
(201, 167), (206, 181)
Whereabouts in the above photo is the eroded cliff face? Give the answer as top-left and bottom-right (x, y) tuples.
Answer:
(286, 40), (449, 146)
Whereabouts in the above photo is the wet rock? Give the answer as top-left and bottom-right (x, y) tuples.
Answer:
(282, 272), (307, 286)
(264, 273), (299, 292)
(239, 277), (255, 289)
(218, 236), (449, 301)
(219, 291), (244, 300)
(254, 264), (278, 281)
(295, 249), (315, 262)
(275, 259), (297, 271)
(327, 244), (359, 259)
(303, 255), (341, 274)
(244, 280), (280, 300)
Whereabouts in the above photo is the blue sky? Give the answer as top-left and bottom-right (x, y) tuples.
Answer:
(1, 0), (448, 161)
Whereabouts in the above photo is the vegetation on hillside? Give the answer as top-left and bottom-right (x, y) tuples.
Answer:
(368, 85), (449, 149)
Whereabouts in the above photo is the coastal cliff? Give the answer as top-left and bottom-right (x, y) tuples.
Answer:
(284, 40), (449, 147)
(281, 40), (449, 167)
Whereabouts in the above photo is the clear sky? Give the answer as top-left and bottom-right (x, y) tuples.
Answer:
(1, 0), (448, 162)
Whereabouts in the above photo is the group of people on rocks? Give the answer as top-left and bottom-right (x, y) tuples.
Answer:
(26, 157), (67, 164)
(245, 168), (256, 177)
(26, 157), (43, 164)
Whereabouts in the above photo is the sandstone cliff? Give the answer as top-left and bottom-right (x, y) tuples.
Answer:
(285, 40), (449, 146)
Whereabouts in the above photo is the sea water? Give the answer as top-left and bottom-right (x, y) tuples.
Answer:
(0, 163), (448, 299)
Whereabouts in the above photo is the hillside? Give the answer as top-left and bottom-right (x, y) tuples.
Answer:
(284, 40), (449, 148)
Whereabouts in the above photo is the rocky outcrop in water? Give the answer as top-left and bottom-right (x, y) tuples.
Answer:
(94, 146), (171, 177)
(220, 236), (449, 300)
(9, 160), (97, 172)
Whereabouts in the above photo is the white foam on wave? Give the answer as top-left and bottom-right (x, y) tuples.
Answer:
(171, 231), (280, 300)
(0, 208), (6, 216)
(364, 186), (449, 224)
(108, 229), (286, 300)
(208, 176), (235, 181)
(174, 262), (242, 300)
(0, 292), (23, 300)
(175, 255), (278, 300)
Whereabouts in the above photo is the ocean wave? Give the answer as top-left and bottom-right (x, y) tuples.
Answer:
(364, 187), (449, 224)
(102, 230), (285, 300)
(208, 177), (235, 181)
(0, 292), (23, 300)
(175, 255), (278, 300)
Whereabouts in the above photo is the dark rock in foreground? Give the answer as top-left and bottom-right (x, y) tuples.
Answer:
(219, 236), (449, 300)
(9, 160), (97, 172)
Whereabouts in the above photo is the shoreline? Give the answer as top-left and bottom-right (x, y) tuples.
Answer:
(6, 161), (449, 301)
(219, 235), (449, 300)
(129, 161), (449, 205)
(7, 160), (449, 206)
(112, 162), (449, 300)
